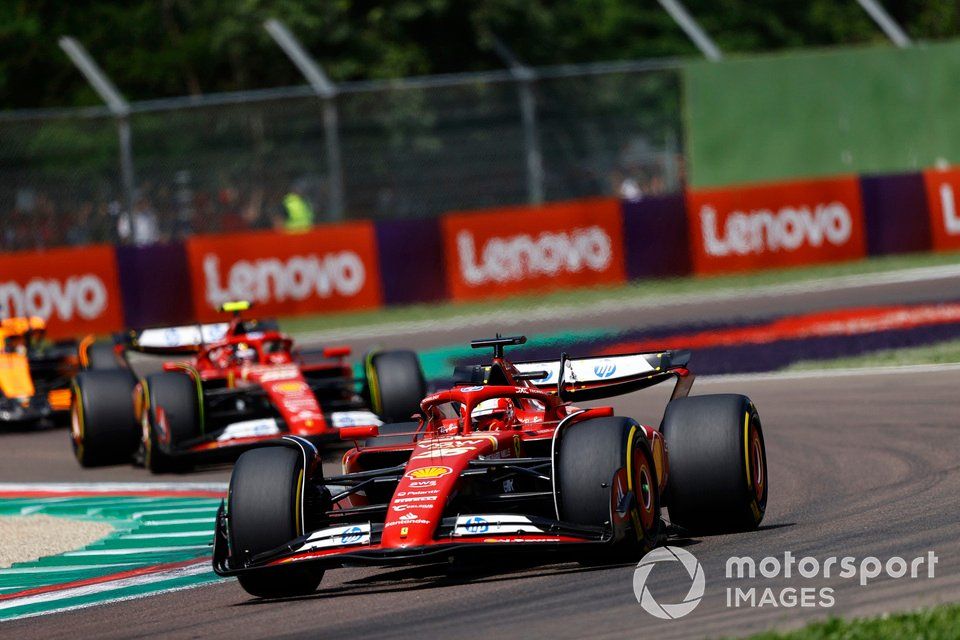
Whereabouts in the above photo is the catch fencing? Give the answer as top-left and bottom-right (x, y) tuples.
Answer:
(0, 60), (683, 252)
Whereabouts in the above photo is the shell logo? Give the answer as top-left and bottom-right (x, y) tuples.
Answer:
(405, 466), (453, 480)
(275, 381), (307, 393)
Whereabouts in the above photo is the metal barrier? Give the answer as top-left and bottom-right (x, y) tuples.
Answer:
(0, 61), (683, 251)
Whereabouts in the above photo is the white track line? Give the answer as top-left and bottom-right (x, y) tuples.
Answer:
(141, 517), (217, 526)
(296, 263), (960, 342)
(63, 546), (210, 556)
(699, 362), (960, 384)
(0, 561), (211, 612)
(119, 531), (212, 539)
(0, 563), (141, 575)
(0, 576), (220, 622)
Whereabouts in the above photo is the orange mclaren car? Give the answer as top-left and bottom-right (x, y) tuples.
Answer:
(0, 317), (78, 427)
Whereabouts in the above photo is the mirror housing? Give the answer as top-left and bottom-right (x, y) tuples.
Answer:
(339, 425), (379, 440)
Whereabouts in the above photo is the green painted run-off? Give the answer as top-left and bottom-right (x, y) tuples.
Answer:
(0, 495), (224, 621)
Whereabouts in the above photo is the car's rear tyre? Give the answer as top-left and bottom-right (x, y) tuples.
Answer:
(660, 394), (767, 534)
(229, 447), (323, 598)
(557, 416), (660, 558)
(142, 372), (202, 473)
(363, 421), (420, 447)
(366, 350), (426, 422)
(71, 371), (138, 467)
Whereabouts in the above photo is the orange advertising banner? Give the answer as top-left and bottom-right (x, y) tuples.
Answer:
(184, 223), (383, 322)
(922, 167), (960, 251)
(441, 198), (626, 301)
(686, 176), (867, 274)
(0, 245), (124, 339)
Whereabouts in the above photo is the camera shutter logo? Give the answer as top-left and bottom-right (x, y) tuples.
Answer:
(633, 546), (705, 619)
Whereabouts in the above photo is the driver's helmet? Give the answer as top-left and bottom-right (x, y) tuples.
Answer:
(471, 397), (514, 431)
(233, 342), (258, 364)
(3, 333), (26, 355)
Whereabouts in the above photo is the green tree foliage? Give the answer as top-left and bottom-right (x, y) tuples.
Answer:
(1, 0), (959, 108)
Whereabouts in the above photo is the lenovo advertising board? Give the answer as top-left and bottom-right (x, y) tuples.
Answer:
(441, 198), (626, 301)
(686, 176), (867, 274)
(0, 245), (124, 338)
(922, 167), (960, 252)
(184, 223), (383, 322)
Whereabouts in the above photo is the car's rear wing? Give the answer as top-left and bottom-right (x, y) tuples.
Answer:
(512, 350), (694, 402)
(124, 323), (231, 354)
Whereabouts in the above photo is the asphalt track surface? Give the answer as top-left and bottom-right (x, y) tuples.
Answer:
(3, 272), (960, 638)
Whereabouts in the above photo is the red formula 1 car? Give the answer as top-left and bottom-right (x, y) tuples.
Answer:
(70, 302), (426, 472)
(213, 335), (768, 598)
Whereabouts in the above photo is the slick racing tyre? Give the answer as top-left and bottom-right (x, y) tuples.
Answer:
(84, 342), (123, 371)
(142, 372), (202, 473)
(229, 447), (323, 598)
(660, 394), (767, 534)
(557, 416), (660, 558)
(71, 371), (139, 467)
(365, 350), (427, 422)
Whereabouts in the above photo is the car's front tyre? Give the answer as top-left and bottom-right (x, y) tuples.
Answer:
(557, 416), (661, 558)
(228, 446), (323, 598)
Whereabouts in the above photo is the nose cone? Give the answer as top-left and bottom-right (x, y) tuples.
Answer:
(380, 434), (504, 548)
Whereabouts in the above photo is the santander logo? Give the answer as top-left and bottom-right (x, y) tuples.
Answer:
(203, 252), (366, 308)
(699, 202), (853, 257)
(0, 275), (108, 321)
(457, 227), (612, 286)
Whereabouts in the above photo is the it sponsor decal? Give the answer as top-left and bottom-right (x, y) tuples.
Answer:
(686, 176), (866, 274)
(442, 198), (626, 301)
(922, 167), (960, 251)
(0, 245), (124, 338)
(184, 222), (382, 321)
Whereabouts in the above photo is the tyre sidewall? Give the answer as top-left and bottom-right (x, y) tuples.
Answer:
(557, 416), (661, 555)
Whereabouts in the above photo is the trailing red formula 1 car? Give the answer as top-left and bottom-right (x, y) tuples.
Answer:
(70, 302), (426, 472)
(213, 335), (768, 598)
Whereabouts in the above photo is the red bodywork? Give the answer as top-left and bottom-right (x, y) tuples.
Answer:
(132, 315), (370, 455)
(214, 345), (689, 573)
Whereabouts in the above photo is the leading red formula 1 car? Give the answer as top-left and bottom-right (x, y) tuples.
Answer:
(70, 302), (426, 472)
(213, 335), (768, 598)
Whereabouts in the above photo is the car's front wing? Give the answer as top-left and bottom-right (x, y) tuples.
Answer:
(212, 505), (612, 576)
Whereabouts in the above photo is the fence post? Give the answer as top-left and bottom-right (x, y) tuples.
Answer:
(264, 19), (345, 220)
(855, 0), (913, 48)
(116, 116), (136, 220)
(488, 35), (545, 206)
(656, 0), (723, 61)
(58, 36), (136, 229)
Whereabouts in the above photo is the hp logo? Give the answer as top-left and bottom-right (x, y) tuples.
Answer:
(464, 517), (489, 533)
(593, 360), (617, 378)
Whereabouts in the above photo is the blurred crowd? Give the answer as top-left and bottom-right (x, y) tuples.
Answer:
(0, 182), (308, 251)
(0, 150), (682, 252)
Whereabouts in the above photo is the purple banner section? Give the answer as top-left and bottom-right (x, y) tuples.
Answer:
(375, 218), (448, 306)
(621, 193), (691, 279)
(116, 243), (195, 328)
(860, 172), (932, 255)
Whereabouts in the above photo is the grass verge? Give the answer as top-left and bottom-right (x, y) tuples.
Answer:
(743, 603), (960, 639)
(279, 252), (960, 335)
